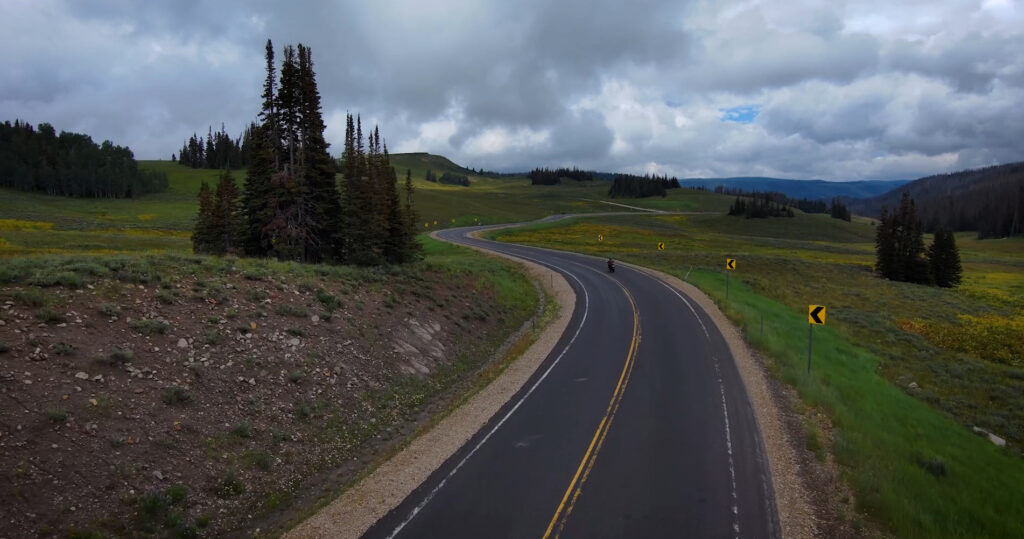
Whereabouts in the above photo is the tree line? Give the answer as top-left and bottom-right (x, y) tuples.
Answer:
(716, 185), (850, 221)
(850, 161), (1024, 239)
(607, 173), (680, 198)
(193, 40), (419, 266)
(727, 194), (795, 218)
(424, 169), (470, 186)
(0, 120), (168, 198)
(176, 124), (256, 169)
(528, 167), (594, 185)
(875, 192), (961, 287)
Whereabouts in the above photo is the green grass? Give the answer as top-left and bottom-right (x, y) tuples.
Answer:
(492, 212), (1024, 537)
(0, 156), (734, 258)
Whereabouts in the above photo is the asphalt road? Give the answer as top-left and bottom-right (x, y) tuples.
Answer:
(362, 223), (779, 538)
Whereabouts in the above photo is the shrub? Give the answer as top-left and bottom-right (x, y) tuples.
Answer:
(316, 289), (341, 311)
(204, 329), (221, 345)
(275, 304), (308, 317)
(288, 370), (305, 384)
(285, 327), (305, 337)
(230, 422), (252, 438)
(0, 342), (9, 354)
(12, 288), (46, 307)
(51, 342), (75, 356)
(215, 470), (244, 498)
(96, 348), (134, 366)
(97, 303), (121, 317)
(35, 308), (66, 324)
(155, 290), (177, 305)
(244, 450), (273, 471)
(47, 409), (68, 423)
(162, 386), (191, 406)
(130, 319), (171, 335)
(247, 289), (269, 302)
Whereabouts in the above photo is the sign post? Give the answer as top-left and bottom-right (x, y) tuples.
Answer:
(807, 305), (826, 374)
(725, 258), (736, 299)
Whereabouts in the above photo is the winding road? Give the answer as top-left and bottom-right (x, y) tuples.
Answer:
(362, 221), (779, 538)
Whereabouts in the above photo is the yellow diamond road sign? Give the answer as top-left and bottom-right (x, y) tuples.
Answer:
(726, 258), (736, 270)
(809, 305), (826, 325)
(657, 242), (665, 251)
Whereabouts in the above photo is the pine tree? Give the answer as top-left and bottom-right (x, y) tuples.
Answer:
(875, 206), (896, 279)
(242, 124), (275, 256)
(211, 170), (242, 255)
(296, 43), (341, 262)
(260, 39), (280, 172)
(928, 228), (962, 288)
(276, 45), (300, 172)
(876, 193), (929, 284)
(192, 181), (216, 253)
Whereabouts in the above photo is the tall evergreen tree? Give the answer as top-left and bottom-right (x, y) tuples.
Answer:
(296, 43), (341, 262)
(241, 124), (275, 256)
(875, 192), (929, 283)
(928, 228), (962, 288)
(211, 170), (242, 255)
(192, 181), (216, 253)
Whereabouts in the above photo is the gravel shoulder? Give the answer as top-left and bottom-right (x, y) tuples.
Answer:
(286, 234), (575, 538)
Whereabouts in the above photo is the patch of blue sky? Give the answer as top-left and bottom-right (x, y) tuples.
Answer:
(720, 105), (761, 124)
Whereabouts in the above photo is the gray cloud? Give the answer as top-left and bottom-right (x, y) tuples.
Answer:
(1, 0), (1022, 180)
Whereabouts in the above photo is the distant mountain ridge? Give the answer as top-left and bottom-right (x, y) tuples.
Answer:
(849, 161), (1024, 237)
(679, 177), (910, 200)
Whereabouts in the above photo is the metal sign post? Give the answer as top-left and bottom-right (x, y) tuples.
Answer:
(807, 305), (826, 374)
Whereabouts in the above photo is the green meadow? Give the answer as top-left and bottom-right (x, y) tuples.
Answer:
(4, 156), (1023, 535)
(491, 212), (1024, 537)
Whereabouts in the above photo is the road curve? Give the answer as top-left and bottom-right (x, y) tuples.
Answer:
(362, 223), (780, 538)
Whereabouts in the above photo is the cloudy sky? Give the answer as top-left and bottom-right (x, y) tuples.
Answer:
(2, 0), (1022, 180)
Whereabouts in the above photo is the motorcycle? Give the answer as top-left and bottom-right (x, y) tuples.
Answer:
(607, 259), (615, 273)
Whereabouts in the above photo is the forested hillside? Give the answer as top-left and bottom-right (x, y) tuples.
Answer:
(0, 120), (167, 198)
(681, 177), (909, 200)
(849, 162), (1024, 238)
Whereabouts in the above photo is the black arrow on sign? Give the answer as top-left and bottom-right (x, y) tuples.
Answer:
(726, 259), (736, 270)
(809, 305), (825, 325)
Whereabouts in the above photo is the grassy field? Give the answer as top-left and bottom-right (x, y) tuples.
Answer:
(0, 156), (730, 257)
(490, 213), (1024, 537)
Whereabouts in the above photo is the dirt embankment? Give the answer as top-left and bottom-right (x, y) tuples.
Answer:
(0, 254), (534, 537)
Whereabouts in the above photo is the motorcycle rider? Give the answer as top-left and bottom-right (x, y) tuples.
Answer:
(607, 258), (615, 272)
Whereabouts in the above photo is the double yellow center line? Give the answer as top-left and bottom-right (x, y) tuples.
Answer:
(543, 281), (641, 538)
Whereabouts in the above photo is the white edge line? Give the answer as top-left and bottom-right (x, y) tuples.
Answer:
(714, 358), (741, 539)
(658, 280), (710, 339)
(386, 254), (590, 539)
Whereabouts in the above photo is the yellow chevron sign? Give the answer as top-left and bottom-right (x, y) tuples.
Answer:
(808, 305), (826, 325)
(726, 258), (736, 270)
